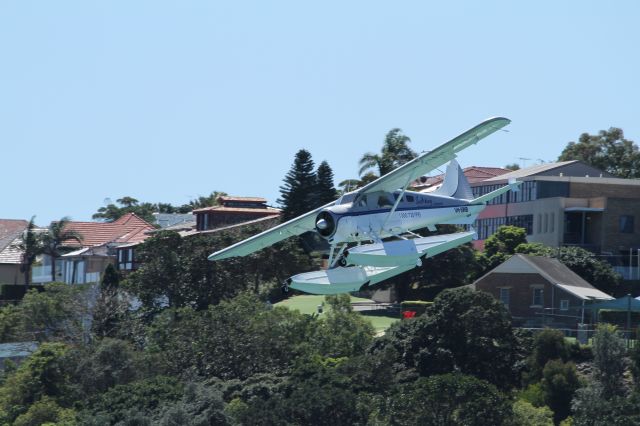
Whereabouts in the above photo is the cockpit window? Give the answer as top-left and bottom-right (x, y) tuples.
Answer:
(406, 195), (415, 202)
(358, 195), (368, 207)
(378, 195), (393, 207)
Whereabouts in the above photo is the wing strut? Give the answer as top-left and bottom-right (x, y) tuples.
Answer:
(382, 175), (414, 231)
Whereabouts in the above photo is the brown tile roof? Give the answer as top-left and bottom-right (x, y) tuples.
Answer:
(193, 206), (281, 215)
(218, 196), (268, 203)
(61, 213), (155, 248)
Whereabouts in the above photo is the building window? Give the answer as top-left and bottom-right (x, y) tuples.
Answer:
(550, 213), (555, 233)
(532, 287), (544, 307)
(620, 215), (635, 233)
(537, 214), (542, 234)
(499, 288), (510, 307)
(560, 299), (569, 311)
(118, 248), (134, 270)
(544, 213), (548, 233)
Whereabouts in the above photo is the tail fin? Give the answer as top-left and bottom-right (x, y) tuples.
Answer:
(433, 160), (473, 200)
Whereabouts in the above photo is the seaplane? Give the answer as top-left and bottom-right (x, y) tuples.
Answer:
(209, 117), (520, 294)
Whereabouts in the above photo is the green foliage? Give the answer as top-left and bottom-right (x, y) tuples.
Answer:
(125, 227), (314, 310)
(541, 359), (581, 424)
(0, 342), (71, 424)
(519, 383), (547, 408)
(80, 376), (183, 425)
(229, 358), (361, 426)
(14, 216), (44, 286)
(93, 197), (157, 223)
(154, 382), (229, 426)
(479, 225), (528, 272)
(0, 283), (88, 343)
(558, 127), (640, 178)
(591, 324), (626, 397)
(527, 328), (570, 382)
(146, 294), (315, 380)
(484, 225), (527, 258)
(100, 264), (120, 292)
(572, 384), (640, 426)
(310, 295), (375, 358)
(70, 338), (141, 396)
(315, 160), (338, 205)
(415, 242), (482, 292)
(382, 373), (513, 426)
(512, 400), (554, 426)
(372, 287), (518, 388)
(278, 149), (318, 220)
(13, 396), (77, 426)
(359, 128), (416, 177)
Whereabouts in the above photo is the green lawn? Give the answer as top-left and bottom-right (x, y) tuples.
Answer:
(276, 295), (399, 333)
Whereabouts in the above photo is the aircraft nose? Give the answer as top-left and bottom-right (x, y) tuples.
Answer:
(316, 218), (328, 230)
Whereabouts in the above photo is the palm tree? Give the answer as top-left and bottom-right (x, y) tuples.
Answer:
(41, 217), (83, 282)
(358, 128), (417, 177)
(14, 217), (44, 286)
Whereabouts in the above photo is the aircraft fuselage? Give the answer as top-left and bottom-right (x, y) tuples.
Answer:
(315, 189), (483, 244)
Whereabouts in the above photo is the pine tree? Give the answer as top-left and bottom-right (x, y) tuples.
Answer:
(278, 149), (317, 221)
(315, 161), (338, 206)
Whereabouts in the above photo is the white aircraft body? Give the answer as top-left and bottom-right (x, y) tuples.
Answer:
(209, 117), (520, 294)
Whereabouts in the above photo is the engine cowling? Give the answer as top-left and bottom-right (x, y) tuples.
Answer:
(315, 210), (337, 239)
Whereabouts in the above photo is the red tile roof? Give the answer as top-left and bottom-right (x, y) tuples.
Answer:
(60, 213), (155, 248)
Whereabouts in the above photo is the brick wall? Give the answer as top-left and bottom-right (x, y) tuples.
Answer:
(475, 272), (583, 319)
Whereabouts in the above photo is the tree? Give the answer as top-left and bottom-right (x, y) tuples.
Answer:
(41, 217), (83, 282)
(480, 225), (528, 273)
(591, 324), (626, 397)
(278, 149), (317, 221)
(187, 190), (227, 211)
(382, 374), (513, 426)
(512, 400), (554, 426)
(372, 287), (519, 388)
(559, 127), (640, 178)
(505, 163), (521, 171)
(93, 197), (157, 223)
(541, 359), (581, 424)
(359, 128), (416, 177)
(0, 342), (72, 424)
(13, 217), (44, 286)
(315, 161), (338, 205)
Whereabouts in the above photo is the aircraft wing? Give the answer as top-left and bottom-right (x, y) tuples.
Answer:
(356, 117), (510, 196)
(208, 202), (333, 261)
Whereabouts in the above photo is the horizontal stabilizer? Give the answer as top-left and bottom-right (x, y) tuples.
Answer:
(345, 231), (474, 267)
(471, 180), (521, 205)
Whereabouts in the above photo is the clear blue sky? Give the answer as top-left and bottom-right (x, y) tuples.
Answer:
(2, 1), (638, 225)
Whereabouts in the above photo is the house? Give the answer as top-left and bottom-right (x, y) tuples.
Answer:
(471, 254), (613, 327)
(0, 219), (29, 285)
(466, 161), (640, 278)
(33, 213), (155, 284)
(193, 196), (281, 231)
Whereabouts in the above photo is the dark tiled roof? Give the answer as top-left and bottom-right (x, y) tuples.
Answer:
(521, 255), (594, 289)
